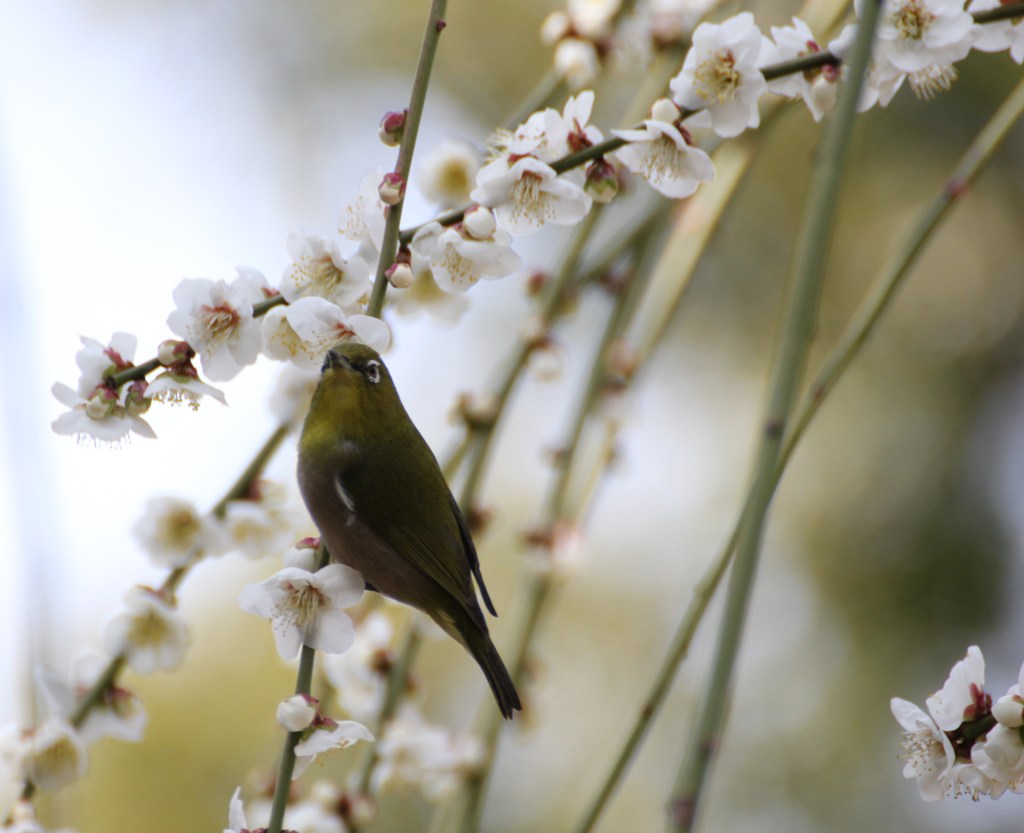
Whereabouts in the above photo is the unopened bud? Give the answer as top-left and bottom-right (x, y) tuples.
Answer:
(462, 206), (496, 240)
(379, 172), (406, 206)
(157, 339), (192, 367)
(540, 11), (571, 45)
(277, 694), (318, 732)
(650, 97), (681, 124)
(124, 380), (151, 415)
(585, 158), (618, 204)
(387, 262), (414, 289)
(378, 110), (407, 147)
(993, 694), (1024, 728)
(525, 271), (549, 297)
(85, 386), (118, 420)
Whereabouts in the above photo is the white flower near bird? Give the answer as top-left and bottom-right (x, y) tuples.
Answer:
(238, 564), (365, 660)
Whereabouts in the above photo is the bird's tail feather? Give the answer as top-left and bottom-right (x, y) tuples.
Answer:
(464, 627), (522, 719)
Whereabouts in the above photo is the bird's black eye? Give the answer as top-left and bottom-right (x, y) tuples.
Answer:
(364, 360), (381, 384)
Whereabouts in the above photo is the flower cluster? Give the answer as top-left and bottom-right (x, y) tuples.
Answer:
(373, 707), (485, 800)
(892, 646), (1024, 800)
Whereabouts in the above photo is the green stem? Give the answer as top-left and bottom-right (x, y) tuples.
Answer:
(666, 5), (882, 830)
(573, 70), (1024, 833)
(456, 221), (667, 833)
(366, 0), (449, 319)
(267, 547), (332, 833)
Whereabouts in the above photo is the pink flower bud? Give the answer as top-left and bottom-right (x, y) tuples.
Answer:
(378, 110), (407, 147)
(378, 172), (406, 206)
(585, 159), (618, 204)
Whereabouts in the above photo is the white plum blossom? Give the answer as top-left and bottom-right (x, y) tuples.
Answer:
(646, 0), (717, 44)
(269, 364), (321, 428)
(567, 0), (620, 40)
(292, 717), (374, 778)
(277, 694), (319, 732)
(555, 38), (602, 89)
(926, 645), (987, 731)
(871, 0), (974, 73)
(221, 483), (303, 562)
(973, 724), (1024, 793)
(972, 661), (1024, 792)
(166, 275), (264, 382)
(612, 105), (715, 198)
(133, 496), (227, 568)
(238, 564), (365, 660)
(760, 18), (840, 121)
(339, 169), (389, 264)
(372, 707), (485, 800)
(391, 239), (470, 324)
(51, 381), (155, 445)
(103, 587), (189, 674)
(970, 0), (1024, 63)
(70, 332), (137, 395)
(262, 296), (390, 369)
(224, 787), (249, 833)
(472, 155), (591, 235)
(20, 719), (88, 791)
(843, 0), (974, 102)
(417, 140), (481, 208)
(410, 221), (522, 292)
(507, 91), (603, 165)
(35, 650), (147, 745)
(670, 12), (768, 137)
(890, 646), (1008, 800)
(322, 611), (394, 721)
(51, 333), (155, 444)
(144, 368), (227, 410)
(280, 228), (370, 310)
(890, 696), (959, 800)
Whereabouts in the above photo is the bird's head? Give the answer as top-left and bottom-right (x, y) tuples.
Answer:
(300, 342), (401, 449)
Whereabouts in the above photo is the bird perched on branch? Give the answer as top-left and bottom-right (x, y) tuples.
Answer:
(297, 342), (521, 718)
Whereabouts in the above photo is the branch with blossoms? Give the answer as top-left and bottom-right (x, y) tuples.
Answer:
(11, 0), (1024, 831)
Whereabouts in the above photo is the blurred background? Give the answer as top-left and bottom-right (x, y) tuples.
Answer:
(1, 0), (1024, 830)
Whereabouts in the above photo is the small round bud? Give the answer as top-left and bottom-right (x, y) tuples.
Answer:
(993, 694), (1024, 728)
(124, 380), (151, 415)
(525, 271), (549, 298)
(85, 386), (117, 420)
(387, 262), (414, 289)
(650, 97), (681, 124)
(585, 159), (618, 204)
(157, 339), (194, 367)
(378, 110), (407, 147)
(540, 11), (571, 45)
(277, 694), (319, 732)
(378, 172), (406, 206)
(554, 38), (600, 90)
(605, 338), (638, 380)
(453, 391), (499, 430)
(462, 206), (496, 240)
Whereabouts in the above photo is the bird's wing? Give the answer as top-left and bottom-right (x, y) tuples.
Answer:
(449, 492), (497, 616)
(335, 450), (488, 623)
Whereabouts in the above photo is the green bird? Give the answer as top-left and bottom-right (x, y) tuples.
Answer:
(297, 342), (521, 719)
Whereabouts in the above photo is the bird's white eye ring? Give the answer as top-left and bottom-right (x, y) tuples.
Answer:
(364, 360), (381, 384)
